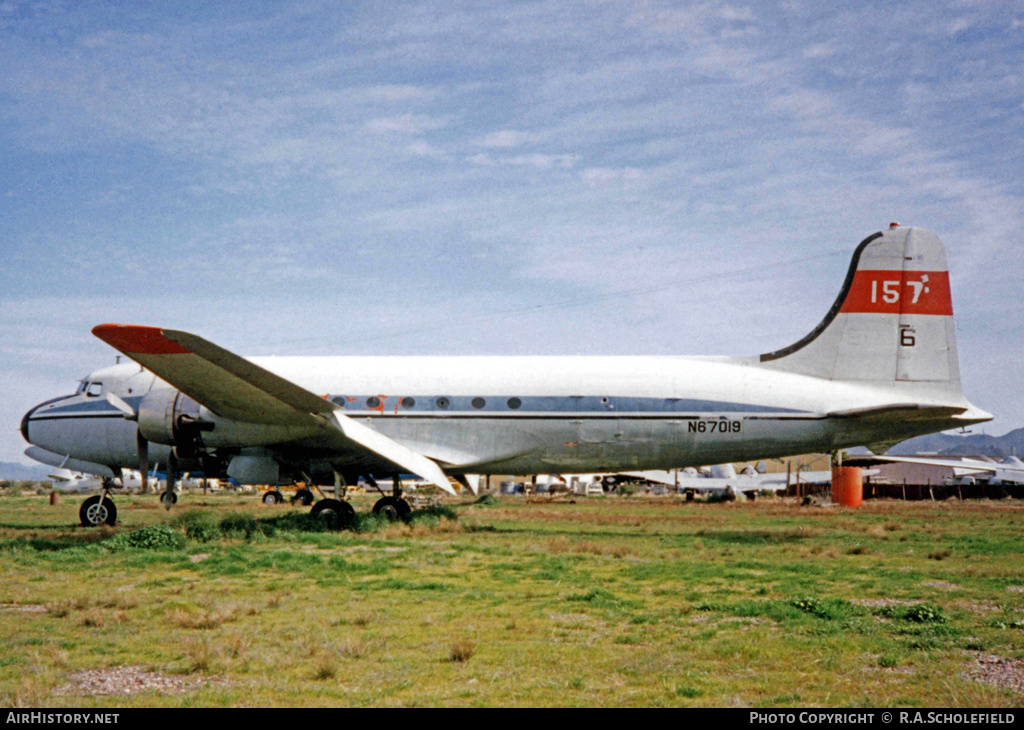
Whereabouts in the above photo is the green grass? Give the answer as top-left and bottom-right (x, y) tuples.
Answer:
(1, 490), (1023, 706)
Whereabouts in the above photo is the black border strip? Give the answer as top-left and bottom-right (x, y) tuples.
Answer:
(759, 231), (883, 363)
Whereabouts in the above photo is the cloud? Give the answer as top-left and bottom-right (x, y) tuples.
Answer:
(477, 130), (541, 149)
(361, 114), (448, 135)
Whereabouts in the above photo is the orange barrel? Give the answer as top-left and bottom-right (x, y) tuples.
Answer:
(49, 492), (59, 506)
(831, 466), (863, 507)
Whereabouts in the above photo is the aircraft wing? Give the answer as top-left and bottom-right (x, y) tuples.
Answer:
(846, 454), (1024, 485)
(856, 454), (997, 476)
(91, 324), (456, 494)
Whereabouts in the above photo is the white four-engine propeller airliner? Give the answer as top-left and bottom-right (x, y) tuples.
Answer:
(21, 225), (991, 527)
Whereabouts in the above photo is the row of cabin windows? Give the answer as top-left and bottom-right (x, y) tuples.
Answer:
(333, 396), (523, 410)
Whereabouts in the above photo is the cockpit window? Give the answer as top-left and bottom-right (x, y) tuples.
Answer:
(76, 381), (87, 395)
(85, 382), (103, 397)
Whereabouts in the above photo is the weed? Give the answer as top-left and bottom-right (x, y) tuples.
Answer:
(339, 638), (371, 659)
(183, 637), (214, 674)
(103, 525), (186, 551)
(904, 604), (946, 624)
(878, 653), (900, 668)
(172, 511), (221, 543)
(675, 684), (702, 698)
(449, 639), (475, 663)
(875, 603), (946, 624)
(312, 655), (339, 679)
(219, 513), (270, 540)
(791, 597), (857, 621)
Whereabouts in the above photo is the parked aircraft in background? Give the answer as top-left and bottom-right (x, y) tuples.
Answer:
(21, 225), (991, 526)
(535, 464), (834, 497)
(622, 463), (835, 496)
(45, 468), (106, 493)
(851, 454), (1024, 486)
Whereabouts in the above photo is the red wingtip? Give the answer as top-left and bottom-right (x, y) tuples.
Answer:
(92, 324), (191, 355)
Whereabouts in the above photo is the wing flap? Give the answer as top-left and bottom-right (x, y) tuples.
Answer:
(325, 411), (457, 495)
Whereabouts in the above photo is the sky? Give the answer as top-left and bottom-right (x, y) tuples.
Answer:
(1, 0), (1022, 464)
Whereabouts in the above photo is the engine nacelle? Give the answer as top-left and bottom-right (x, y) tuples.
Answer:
(227, 454), (282, 485)
(137, 389), (206, 450)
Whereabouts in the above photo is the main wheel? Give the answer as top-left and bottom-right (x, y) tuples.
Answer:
(80, 496), (117, 527)
(293, 488), (314, 506)
(262, 490), (283, 505)
(310, 499), (355, 530)
(372, 496), (412, 521)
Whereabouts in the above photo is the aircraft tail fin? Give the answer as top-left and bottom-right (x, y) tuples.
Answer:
(758, 226), (960, 384)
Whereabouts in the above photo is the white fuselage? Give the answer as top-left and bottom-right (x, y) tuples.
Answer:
(23, 354), (979, 478)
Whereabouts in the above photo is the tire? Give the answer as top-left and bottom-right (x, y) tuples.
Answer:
(160, 490), (178, 505)
(372, 496), (412, 521)
(262, 491), (282, 505)
(310, 499), (355, 530)
(80, 496), (117, 527)
(293, 488), (314, 506)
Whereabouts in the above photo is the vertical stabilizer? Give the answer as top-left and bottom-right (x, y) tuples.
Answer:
(759, 226), (959, 384)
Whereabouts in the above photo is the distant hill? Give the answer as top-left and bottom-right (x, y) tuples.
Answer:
(888, 427), (1024, 457)
(0, 461), (51, 481)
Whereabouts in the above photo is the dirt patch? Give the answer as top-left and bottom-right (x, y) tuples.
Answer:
(55, 666), (210, 697)
(0, 603), (47, 613)
(965, 654), (1024, 694)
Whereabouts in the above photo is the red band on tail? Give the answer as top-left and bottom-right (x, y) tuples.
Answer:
(839, 271), (952, 316)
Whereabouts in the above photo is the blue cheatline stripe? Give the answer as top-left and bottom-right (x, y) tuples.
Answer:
(28, 393), (812, 422)
(327, 394), (807, 415)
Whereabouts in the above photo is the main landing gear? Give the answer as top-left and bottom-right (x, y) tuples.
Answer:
(306, 472), (413, 530)
(366, 473), (412, 521)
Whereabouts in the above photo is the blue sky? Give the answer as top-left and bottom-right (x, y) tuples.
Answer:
(2, 1), (1022, 463)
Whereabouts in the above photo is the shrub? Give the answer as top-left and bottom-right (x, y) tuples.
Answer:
(171, 511), (221, 542)
(219, 513), (272, 539)
(791, 596), (855, 620)
(410, 504), (459, 524)
(875, 602), (946, 624)
(903, 603), (945, 624)
(449, 640), (475, 663)
(104, 525), (186, 551)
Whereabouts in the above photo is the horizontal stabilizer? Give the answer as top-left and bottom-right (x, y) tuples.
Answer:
(826, 404), (966, 421)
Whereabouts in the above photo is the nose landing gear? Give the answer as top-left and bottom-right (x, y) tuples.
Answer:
(79, 485), (117, 527)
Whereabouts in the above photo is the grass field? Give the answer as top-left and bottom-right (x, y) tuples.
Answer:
(1, 489), (1023, 707)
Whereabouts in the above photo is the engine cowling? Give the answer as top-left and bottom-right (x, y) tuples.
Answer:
(137, 389), (208, 453)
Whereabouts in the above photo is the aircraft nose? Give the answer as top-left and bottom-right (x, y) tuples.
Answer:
(20, 404), (36, 444)
(20, 396), (68, 445)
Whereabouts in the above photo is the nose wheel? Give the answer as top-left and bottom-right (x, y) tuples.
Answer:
(79, 494), (117, 527)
